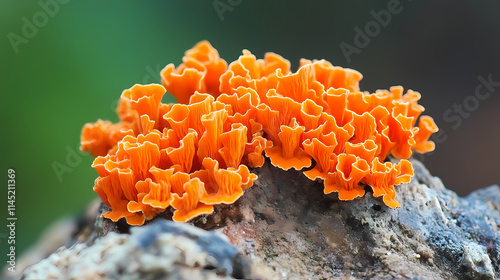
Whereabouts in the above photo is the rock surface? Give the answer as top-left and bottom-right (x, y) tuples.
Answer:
(21, 220), (273, 280)
(19, 159), (500, 279)
(219, 159), (500, 279)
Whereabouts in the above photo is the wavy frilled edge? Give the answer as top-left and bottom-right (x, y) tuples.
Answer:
(81, 41), (438, 225)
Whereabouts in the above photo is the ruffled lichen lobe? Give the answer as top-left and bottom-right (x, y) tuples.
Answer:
(81, 40), (438, 225)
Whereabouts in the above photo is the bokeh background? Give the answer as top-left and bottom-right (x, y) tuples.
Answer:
(1, 0), (499, 264)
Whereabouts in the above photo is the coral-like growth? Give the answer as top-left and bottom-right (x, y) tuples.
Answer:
(81, 41), (438, 225)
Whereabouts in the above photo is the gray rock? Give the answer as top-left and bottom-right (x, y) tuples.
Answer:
(18, 158), (500, 279)
(219, 159), (500, 279)
(1, 199), (101, 280)
(21, 220), (275, 280)
(133, 221), (239, 275)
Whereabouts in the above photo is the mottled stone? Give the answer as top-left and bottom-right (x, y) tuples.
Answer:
(16, 158), (500, 280)
(21, 220), (274, 280)
(219, 159), (500, 279)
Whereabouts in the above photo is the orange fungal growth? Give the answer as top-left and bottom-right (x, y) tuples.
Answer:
(219, 123), (248, 169)
(302, 134), (338, 180)
(245, 136), (272, 168)
(144, 167), (175, 208)
(80, 120), (133, 157)
(220, 50), (291, 104)
(197, 110), (228, 163)
(171, 178), (214, 222)
(324, 154), (370, 200)
(161, 41), (227, 104)
(365, 158), (414, 208)
(299, 59), (363, 93)
(265, 119), (311, 171)
(81, 41), (438, 225)
(413, 116), (439, 153)
(165, 130), (197, 173)
(192, 158), (247, 205)
(121, 84), (166, 126)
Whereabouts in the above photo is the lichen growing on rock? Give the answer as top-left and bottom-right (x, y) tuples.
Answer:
(80, 41), (438, 225)
(19, 160), (500, 280)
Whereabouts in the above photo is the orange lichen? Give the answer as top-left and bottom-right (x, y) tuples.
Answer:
(81, 41), (438, 225)
(264, 119), (311, 171)
(365, 158), (414, 208)
(413, 116), (439, 153)
(170, 178), (214, 222)
(302, 133), (337, 180)
(220, 50), (290, 104)
(161, 41), (227, 104)
(192, 157), (253, 204)
(324, 154), (370, 200)
(80, 120), (133, 157)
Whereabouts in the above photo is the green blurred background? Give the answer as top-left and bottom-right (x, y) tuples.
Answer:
(1, 0), (499, 265)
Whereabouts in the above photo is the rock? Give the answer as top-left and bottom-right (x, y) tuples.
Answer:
(218, 158), (500, 279)
(1, 199), (101, 280)
(21, 220), (275, 280)
(18, 158), (500, 279)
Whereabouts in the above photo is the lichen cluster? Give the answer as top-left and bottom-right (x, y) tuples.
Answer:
(81, 41), (438, 225)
